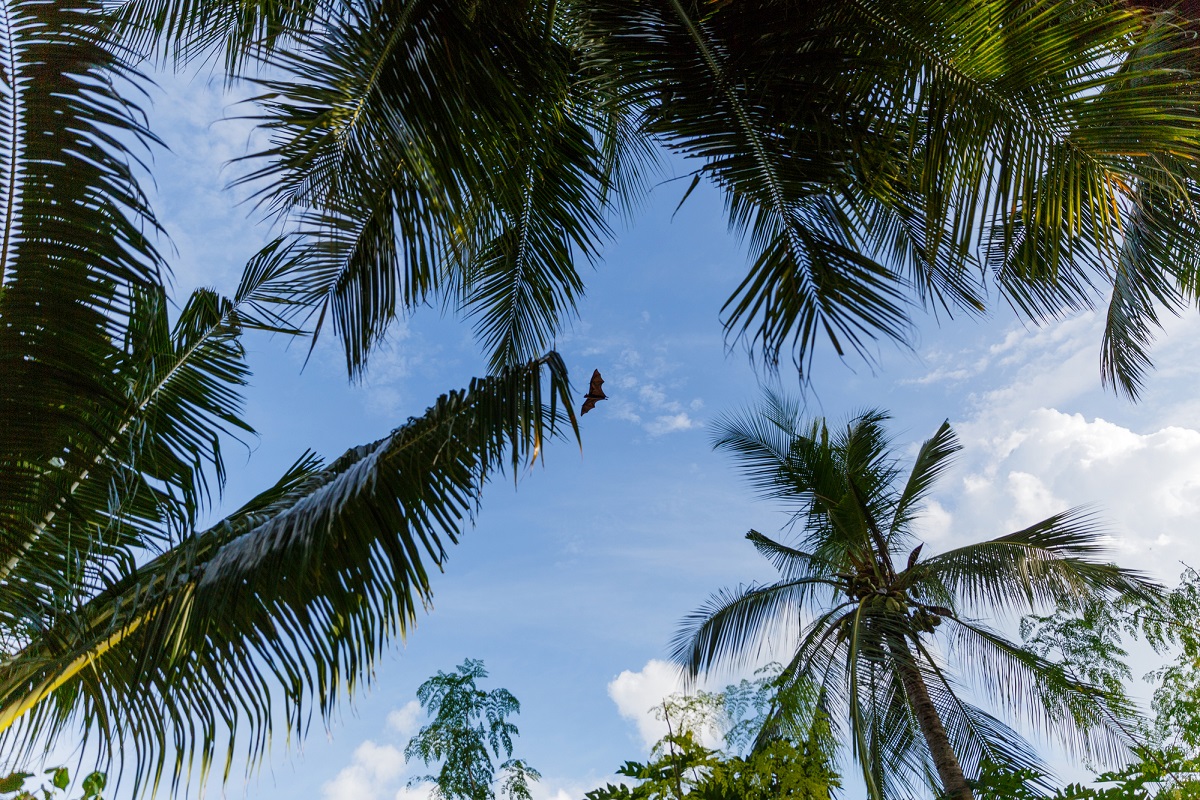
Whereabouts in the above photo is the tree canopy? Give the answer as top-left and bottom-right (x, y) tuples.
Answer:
(8, 0), (1200, 794)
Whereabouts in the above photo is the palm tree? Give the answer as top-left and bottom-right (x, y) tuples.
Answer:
(0, 0), (576, 791)
(672, 395), (1161, 800)
(111, 0), (1200, 398)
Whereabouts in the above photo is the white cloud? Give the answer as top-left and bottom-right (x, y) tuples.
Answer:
(613, 373), (703, 436)
(393, 783), (436, 800)
(607, 660), (686, 750)
(606, 660), (736, 752)
(645, 413), (698, 436)
(386, 701), (423, 738)
(322, 741), (407, 800)
(938, 408), (1200, 582)
(913, 499), (953, 543)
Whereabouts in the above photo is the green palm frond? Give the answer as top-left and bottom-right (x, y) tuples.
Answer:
(0, 241), (304, 656)
(710, 390), (807, 502)
(744, 530), (834, 585)
(919, 676), (1048, 787)
(108, 0), (321, 70)
(0, 353), (574, 795)
(456, 93), (608, 372)
(238, 0), (615, 377)
(108, 0), (1200, 393)
(0, 0), (165, 553)
(943, 616), (1142, 765)
(672, 579), (844, 682)
(585, 0), (912, 372)
(1100, 185), (1194, 400)
(582, 0), (1200, 388)
(915, 509), (1161, 615)
(889, 421), (959, 538)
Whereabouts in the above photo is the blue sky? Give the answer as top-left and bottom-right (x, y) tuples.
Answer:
(121, 67), (1200, 800)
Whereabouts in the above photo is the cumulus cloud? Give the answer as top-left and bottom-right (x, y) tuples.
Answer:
(888, 308), (1200, 584)
(322, 741), (407, 800)
(608, 660), (686, 750)
(606, 660), (737, 752)
(386, 700), (423, 738)
(932, 406), (1200, 582)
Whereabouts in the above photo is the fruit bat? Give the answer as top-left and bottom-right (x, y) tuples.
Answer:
(581, 369), (606, 415)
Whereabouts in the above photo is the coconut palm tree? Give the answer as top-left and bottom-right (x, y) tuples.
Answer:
(0, 0), (576, 790)
(672, 395), (1161, 800)
(111, 0), (1200, 398)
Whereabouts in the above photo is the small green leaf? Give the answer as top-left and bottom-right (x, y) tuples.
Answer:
(50, 769), (68, 791)
(79, 773), (105, 800)
(0, 774), (32, 794)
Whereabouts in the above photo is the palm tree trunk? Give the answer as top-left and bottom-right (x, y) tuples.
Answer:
(889, 637), (975, 800)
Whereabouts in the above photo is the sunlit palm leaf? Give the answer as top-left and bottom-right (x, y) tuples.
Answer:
(0, 353), (573, 794)
(915, 509), (1159, 615)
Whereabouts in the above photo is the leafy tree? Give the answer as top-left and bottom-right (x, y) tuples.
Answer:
(672, 393), (1162, 800)
(404, 659), (540, 800)
(0, 768), (105, 800)
(975, 568), (1200, 799)
(584, 673), (839, 800)
(108, 0), (1200, 396)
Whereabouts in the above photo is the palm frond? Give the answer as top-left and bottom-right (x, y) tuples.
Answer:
(1100, 185), (1193, 400)
(587, 0), (912, 372)
(942, 616), (1143, 767)
(889, 421), (959, 538)
(710, 390), (807, 501)
(672, 580), (846, 682)
(0, 241), (303, 656)
(745, 530), (835, 585)
(916, 508), (1162, 615)
(0, 0), (165, 555)
(108, 0), (321, 71)
(240, 0), (614, 377)
(0, 353), (574, 795)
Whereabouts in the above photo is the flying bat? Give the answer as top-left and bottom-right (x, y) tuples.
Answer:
(581, 369), (606, 415)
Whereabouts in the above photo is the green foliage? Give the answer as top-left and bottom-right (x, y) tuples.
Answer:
(971, 750), (1200, 799)
(0, 768), (105, 800)
(405, 659), (540, 800)
(585, 735), (837, 800)
(1008, 569), (1200, 798)
(111, 0), (1200, 393)
(584, 677), (839, 800)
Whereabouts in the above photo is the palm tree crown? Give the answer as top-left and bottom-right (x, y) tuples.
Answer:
(674, 395), (1161, 800)
(112, 0), (1200, 397)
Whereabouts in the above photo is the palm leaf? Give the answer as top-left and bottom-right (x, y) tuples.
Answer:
(915, 508), (1162, 615)
(239, 0), (614, 377)
(0, 353), (574, 794)
(941, 616), (1142, 766)
(0, 242), (303, 659)
(672, 580), (849, 682)
(889, 421), (959, 538)
(0, 0), (165, 560)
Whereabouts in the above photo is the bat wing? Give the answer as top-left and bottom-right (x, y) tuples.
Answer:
(589, 369), (605, 395)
